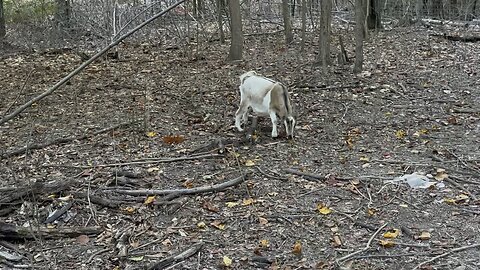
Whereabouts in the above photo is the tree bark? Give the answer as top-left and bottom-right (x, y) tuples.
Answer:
(354, 0), (366, 73)
(431, 0), (443, 19)
(316, 0), (332, 66)
(217, 0), (225, 43)
(228, 0), (243, 60)
(0, 0), (6, 40)
(282, 0), (294, 44)
(366, 0), (382, 30)
(55, 0), (71, 29)
(301, 0), (307, 52)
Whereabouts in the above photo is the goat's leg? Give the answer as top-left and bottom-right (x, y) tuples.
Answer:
(235, 101), (249, 132)
(269, 111), (278, 138)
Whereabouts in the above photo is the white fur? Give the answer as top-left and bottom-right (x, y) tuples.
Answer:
(235, 71), (296, 138)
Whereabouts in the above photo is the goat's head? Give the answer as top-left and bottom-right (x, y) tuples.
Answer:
(284, 115), (296, 139)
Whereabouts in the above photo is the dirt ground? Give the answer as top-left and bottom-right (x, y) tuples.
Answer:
(1, 25), (480, 270)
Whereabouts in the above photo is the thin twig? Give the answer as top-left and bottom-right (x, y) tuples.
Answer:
(413, 243), (480, 270)
(336, 223), (388, 264)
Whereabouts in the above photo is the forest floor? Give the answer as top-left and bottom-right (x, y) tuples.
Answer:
(1, 24), (480, 270)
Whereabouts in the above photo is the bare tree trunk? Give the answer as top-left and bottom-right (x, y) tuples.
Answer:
(366, 0), (382, 30)
(0, 0), (5, 40)
(55, 0), (71, 29)
(431, 0), (443, 19)
(316, 0), (332, 66)
(217, 0), (225, 43)
(354, 0), (366, 73)
(301, 0), (307, 52)
(228, 0), (243, 60)
(282, 0), (294, 44)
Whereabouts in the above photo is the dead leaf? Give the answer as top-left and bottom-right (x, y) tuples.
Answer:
(202, 201), (219, 212)
(76, 235), (89, 245)
(162, 135), (185, 144)
(183, 179), (194, 188)
(225, 201), (239, 208)
(259, 217), (269, 225)
(417, 231), (431, 240)
(317, 203), (332, 215)
(242, 198), (254, 206)
(367, 208), (376, 216)
(210, 220), (225, 230)
(292, 241), (302, 255)
(223, 256), (232, 267)
(244, 159), (255, 166)
(144, 196), (156, 205)
(383, 228), (400, 239)
(146, 131), (157, 137)
(378, 239), (395, 248)
(395, 130), (407, 139)
(123, 206), (135, 214)
(434, 168), (448, 181)
(259, 239), (270, 248)
(197, 222), (207, 229)
(332, 235), (342, 247)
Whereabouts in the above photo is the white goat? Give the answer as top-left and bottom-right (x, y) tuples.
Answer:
(235, 71), (296, 139)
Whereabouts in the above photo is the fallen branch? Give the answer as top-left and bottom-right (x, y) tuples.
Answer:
(413, 243), (480, 270)
(1, 121), (134, 159)
(0, 222), (102, 240)
(147, 242), (204, 270)
(285, 168), (324, 181)
(113, 173), (246, 200)
(60, 153), (223, 169)
(336, 223), (388, 264)
(0, 0), (187, 126)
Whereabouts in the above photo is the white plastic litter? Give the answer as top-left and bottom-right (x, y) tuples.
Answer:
(391, 173), (437, 189)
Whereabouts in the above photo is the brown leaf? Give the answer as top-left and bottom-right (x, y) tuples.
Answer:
(76, 235), (90, 245)
(202, 200), (219, 212)
(162, 135), (185, 144)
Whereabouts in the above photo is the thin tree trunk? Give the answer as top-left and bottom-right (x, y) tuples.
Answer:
(217, 0), (225, 43)
(317, 0), (332, 66)
(228, 0), (243, 60)
(0, 0), (5, 40)
(282, 0), (294, 44)
(354, 0), (366, 73)
(301, 0), (307, 52)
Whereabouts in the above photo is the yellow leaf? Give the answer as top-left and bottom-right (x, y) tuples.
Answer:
(359, 156), (369, 162)
(379, 240), (395, 248)
(317, 203), (332, 215)
(211, 220), (225, 230)
(418, 231), (431, 240)
(242, 198), (254, 206)
(147, 167), (161, 173)
(259, 239), (270, 248)
(395, 130), (407, 139)
(225, 201), (239, 208)
(223, 256), (232, 267)
(244, 159), (255, 167)
(444, 198), (456, 204)
(292, 241), (302, 255)
(383, 228), (400, 239)
(367, 208), (376, 216)
(197, 222), (206, 229)
(144, 196), (156, 205)
(146, 131), (157, 137)
(123, 206), (136, 214)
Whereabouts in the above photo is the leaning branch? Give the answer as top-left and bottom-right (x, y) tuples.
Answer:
(0, 0), (187, 126)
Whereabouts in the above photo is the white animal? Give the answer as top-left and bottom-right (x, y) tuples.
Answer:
(235, 71), (296, 139)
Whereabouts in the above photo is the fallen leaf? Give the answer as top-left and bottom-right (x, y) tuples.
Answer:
(162, 135), (185, 144)
(144, 196), (156, 205)
(225, 201), (239, 208)
(128, 256), (144, 261)
(197, 222), (207, 229)
(76, 235), (89, 245)
(383, 228), (400, 239)
(434, 168), (448, 181)
(378, 239), (395, 248)
(242, 198), (254, 206)
(211, 220), (225, 230)
(259, 239), (270, 248)
(395, 130), (407, 139)
(202, 201), (219, 212)
(147, 167), (161, 173)
(317, 203), (332, 215)
(417, 231), (431, 240)
(183, 179), (194, 188)
(258, 217), (269, 225)
(359, 156), (369, 162)
(244, 159), (255, 166)
(332, 235), (342, 247)
(146, 131), (157, 137)
(223, 256), (232, 266)
(292, 241), (302, 255)
(367, 208), (376, 216)
(123, 206), (135, 214)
